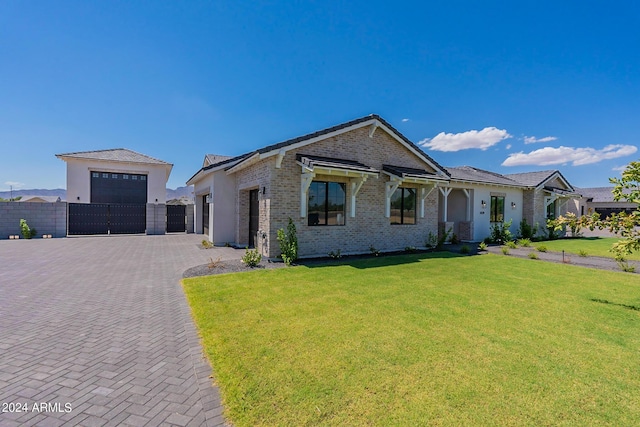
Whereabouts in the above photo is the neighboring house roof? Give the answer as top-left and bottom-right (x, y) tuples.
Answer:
(574, 187), (633, 203)
(447, 166), (522, 187)
(21, 196), (62, 203)
(56, 148), (172, 166)
(504, 170), (557, 187)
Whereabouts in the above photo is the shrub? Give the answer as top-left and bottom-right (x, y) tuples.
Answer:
(518, 218), (536, 240)
(450, 233), (459, 245)
(201, 239), (213, 249)
(517, 238), (531, 247)
(436, 228), (452, 250)
(19, 219), (37, 239)
(404, 246), (417, 253)
(460, 245), (470, 254)
(208, 257), (224, 269)
(506, 241), (517, 249)
(528, 252), (539, 260)
(277, 218), (298, 265)
(501, 247), (510, 255)
(490, 219), (513, 244)
(578, 250), (588, 257)
(425, 231), (438, 248)
(536, 245), (548, 252)
(328, 249), (342, 259)
(369, 245), (381, 256)
(478, 242), (488, 251)
(241, 248), (262, 267)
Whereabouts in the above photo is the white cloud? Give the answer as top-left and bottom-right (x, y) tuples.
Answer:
(524, 135), (558, 144)
(612, 165), (628, 172)
(502, 145), (637, 167)
(420, 127), (511, 152)
(506, 144), (512, 150)
(401, 118), (410, 122)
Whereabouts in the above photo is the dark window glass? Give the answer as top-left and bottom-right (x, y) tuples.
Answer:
(112, 174), (118, 179)
(92, 172), (99, 178)
(140, 175), (146, 181)
(391, 187), (416, 224)
(132, 175), (138, 180)
(102, 173), (109, 178)
(546, 200), (557, 220)
(490, 196), (505, 222)
(91, 171), (147, 204)
(123, 174), (129, 180)
(308, 181), (345, 226)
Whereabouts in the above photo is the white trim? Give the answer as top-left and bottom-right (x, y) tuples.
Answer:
(350, 177), (368, 217)
(419, 184), (437, 218)
(535, 171), (573, 191)
(439, 187), (452, 221)
(385, 179), (402, 218)
(300, 172), (315, 217)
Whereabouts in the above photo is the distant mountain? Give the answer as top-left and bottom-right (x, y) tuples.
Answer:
(0, 186), (194, 203)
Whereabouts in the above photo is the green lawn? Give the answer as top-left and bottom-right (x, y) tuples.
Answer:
(183, 253), (640, 426)
(536, 237), (640, 260)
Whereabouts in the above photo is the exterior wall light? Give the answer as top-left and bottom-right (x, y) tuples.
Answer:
(511, 202), (516, 209)
(481, 200), (486, 208)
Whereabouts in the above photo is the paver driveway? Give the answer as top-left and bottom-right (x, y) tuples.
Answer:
(0, 234), (237, 426)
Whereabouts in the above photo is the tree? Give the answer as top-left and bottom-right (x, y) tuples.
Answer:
(551, 160), (640, 261)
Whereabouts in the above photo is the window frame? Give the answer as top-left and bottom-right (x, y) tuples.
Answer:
(390, 187), (417, 225)
(490, 195), (505, 223)
(307, 181), (346, 226)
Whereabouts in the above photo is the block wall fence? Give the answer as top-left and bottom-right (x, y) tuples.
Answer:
(0, 201), (67, 239)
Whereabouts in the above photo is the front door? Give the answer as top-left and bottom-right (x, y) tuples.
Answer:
(202, 195), (210, 236)
(248, 189), (259, 248)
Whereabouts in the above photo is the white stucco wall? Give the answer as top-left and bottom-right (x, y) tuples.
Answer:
(65, 158), (169, 204)
(192, 169), (237, 245)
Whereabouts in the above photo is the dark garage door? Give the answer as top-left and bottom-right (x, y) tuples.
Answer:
(166, 205), (186, 233)
(68, 203), (146, 235)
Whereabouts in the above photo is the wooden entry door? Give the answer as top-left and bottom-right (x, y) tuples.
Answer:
(248, 189), (259, 248)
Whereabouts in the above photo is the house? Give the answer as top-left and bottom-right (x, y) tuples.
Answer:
(187, 115), (580, 257)
(21, 196), (62, 203)
(505, 170), (579, 235)
(187, 115), (450, 257)
(56, 148), (176, 235)
(569, 187), (636, 218)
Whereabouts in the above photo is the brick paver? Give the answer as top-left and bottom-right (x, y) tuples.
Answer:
(0, 235), (236, 426)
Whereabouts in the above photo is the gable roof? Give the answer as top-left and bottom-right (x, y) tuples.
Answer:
(56, 148), (172, 166)
(204, 154), (233, 167)
(504, 170), (557, 187)
(447, 166), (523, 187)
(575, 187), (633, 203)
(225, 114), (450, 177)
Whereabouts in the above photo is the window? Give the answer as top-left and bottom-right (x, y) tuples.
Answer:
(490, 195), (505, 222)
(140, 175), (146, 181)
(102, 173), (109, 178)
(112, 174), (118, 179)
(390, 188), (416, 224)
(123, 174), (129, 180)
(92, 172), (99, 178)
(546, 199), (557, 220)
(132, 175), (138, 180)
(308, 181), (345, 226)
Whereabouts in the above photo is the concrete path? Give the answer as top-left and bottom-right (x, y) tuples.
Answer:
(0, 234), (240, 426)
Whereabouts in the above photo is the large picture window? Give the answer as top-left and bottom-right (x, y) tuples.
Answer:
(490, 195), (505, 222)
(546, 199), (557, 220)
(390, 187), (416, 225)
(308, 181), (346, 226)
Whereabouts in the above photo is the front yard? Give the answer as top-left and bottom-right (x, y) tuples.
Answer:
(183, 253), (640, 426)
(533, 236), (640, 260)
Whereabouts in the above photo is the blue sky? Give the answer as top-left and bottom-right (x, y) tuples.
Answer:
(2, 1), (639, 191)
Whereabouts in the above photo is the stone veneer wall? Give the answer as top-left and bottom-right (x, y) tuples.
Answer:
(260, 125), (440, 258)
(0, 201), (67, 239)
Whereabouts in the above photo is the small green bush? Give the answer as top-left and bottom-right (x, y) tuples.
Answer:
(506, 241), (517, 249)
(425, 232), (437, 248)
(369, 245), (381, 256)
(241, 248), (262, 267)
(536, 245), (548, 252)
(328, 249), (342, 259)
(404, 246), (417, 253)
(578, 250), (588, 257)
(201, 239), (213, 249)
(277, 218), (298, 265)
(517, 238), (531, 247)
(528, 252), (539, 260)
(19, 219), (37, 239)
(460, 245), (470, 254)
(478, 242), (488, 251)
(501, 247), (510, 255)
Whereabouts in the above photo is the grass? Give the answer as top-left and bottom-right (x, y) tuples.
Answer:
(540, 237), (640, 261)
(183, 253), (640, 426)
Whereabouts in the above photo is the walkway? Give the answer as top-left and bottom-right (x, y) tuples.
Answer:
(0, 234), (238, 426)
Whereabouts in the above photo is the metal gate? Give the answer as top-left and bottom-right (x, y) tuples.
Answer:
(166, 204), (186, 233)
(68, 203), (146, 235)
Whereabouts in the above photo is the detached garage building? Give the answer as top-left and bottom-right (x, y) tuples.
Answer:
(56, 148), (175, 235)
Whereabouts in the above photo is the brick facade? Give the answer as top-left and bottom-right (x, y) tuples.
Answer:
(234, 126), (441, 258)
